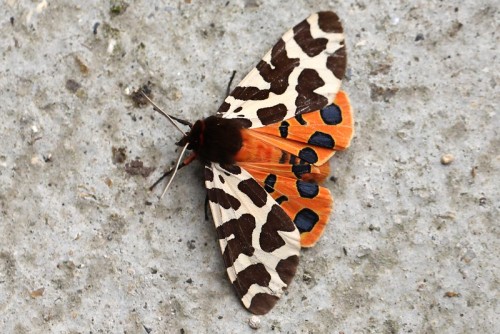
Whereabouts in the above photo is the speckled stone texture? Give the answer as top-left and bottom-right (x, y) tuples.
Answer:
(0, 1), (498, 333)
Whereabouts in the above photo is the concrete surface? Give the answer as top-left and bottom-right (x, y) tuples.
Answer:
(0, 0), (498, 333)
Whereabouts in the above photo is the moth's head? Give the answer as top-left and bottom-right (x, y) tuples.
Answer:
(178, 119), (204, 152)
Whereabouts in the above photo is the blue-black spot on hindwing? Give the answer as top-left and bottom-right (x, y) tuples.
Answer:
(320, 103), (342, 125)
(279, 121), (289, 138)
(294, 208), (319, 232)
(308, 131), (335, 148)
(279, 151), (288, 164)
(237, 178), (267, 208)
(296, 181), (319, 198)
(275, 195), (288, 204)
(298, 147), (318, 164)
(292, 164), (311, 178)
(264, 174), (277, 193)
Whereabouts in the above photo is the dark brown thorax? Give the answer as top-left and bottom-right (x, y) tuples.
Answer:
(178, 116), (243, 165)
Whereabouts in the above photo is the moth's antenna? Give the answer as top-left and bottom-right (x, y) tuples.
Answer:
(226, 70), (237, 97)
(160, 142), (189, 199)
(140, 91), (187, 136)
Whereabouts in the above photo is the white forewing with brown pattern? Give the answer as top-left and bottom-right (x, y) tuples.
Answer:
(204, 163), (300, 315)
(216, 12), (346, 129)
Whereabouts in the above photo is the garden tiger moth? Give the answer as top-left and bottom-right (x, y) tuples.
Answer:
(144, 11), (354, 315)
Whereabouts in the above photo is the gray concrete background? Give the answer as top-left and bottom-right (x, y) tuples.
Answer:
(0, 0), (498, 333)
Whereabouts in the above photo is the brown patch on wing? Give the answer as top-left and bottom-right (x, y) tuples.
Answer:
(258, 39), (300, 95)
(220, 164), (242, 175)
(317, 11), (343, 33)
(207, 188), (241, 211)
(204, 166), (214, 182)
(256, 104), (288, 125)
(248, 293), (280, 315)
(217, 214), (256, 268)
(233, 118), (253, 128)
(217, 101), (230, 114)
(229, 39), (299, 102)
(260, 204), (296, 252)
(295, 69), (328, 115)
(275, 255), (299, 285)
(326, 44), (347, 80)
(233, 263), (271, 297)
(237, 178), (267, 208)
(232, 86), (270, 101)
(293, 20), (328, 57)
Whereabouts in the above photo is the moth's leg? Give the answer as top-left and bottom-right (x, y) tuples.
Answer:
(149, 152), (197, 191)
(204, 193), (209, 221)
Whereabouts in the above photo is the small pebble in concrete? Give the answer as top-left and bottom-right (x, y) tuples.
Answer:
(248, 315), (261, 329)
(441, 154), (455, 165)
(444, 291), (460, 298)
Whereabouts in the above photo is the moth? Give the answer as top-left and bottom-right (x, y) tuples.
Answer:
(143, 11), (354, 315)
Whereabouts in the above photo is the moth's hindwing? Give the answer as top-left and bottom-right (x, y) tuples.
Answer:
(218, 11), (346, 129)
(204, 163), (300, 315)
(231, 91), (354, 246)
(240, 168), (333, 247)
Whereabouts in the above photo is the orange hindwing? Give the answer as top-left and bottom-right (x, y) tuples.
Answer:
(235, 91), (354, 247)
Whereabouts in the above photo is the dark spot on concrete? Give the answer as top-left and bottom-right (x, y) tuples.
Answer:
(124, 159), (155, 177)
(65, 79), (81, 93)
(112, 147), (127, 164)
(370, 84), (399, 102)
